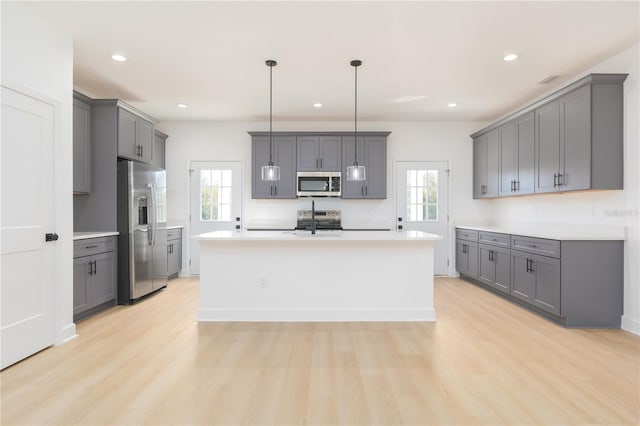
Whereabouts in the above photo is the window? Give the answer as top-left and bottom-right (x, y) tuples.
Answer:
(406, 169), (438, 221)
(200, 169), (232, 221)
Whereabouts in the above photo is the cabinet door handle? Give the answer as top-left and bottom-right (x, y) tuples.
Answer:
(361, 186), (364, 196)
(315, 158), (319, 168)
(516, 180), (520, 191)
(85, 245), (98, 249)
(320, 158), (323, 169)
(529, 260), (535, 273)
(141, 146), (144, 157)
(553, 173), (558, 187)
(526, 258), (530, 272)
(92, 260), (97, 275)
(557, 173), (563, 186)
(270, 185), (273, 196)
(88, 261), (93, 276)
(365, 186), (368, 196)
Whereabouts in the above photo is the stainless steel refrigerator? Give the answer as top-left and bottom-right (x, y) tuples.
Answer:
(117, 159), (167, 303)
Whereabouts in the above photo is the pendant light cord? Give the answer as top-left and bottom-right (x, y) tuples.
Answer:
(354, 63), (358, 165)
(269, 61), (274, 166)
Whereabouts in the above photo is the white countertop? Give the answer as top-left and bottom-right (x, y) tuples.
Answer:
(73, 231), (119, 240)
(455, 224), (625, 241)
(166, 225), (184, 230)
(196, 230), (442, 241)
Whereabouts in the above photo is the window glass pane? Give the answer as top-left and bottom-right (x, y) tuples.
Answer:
(407, 170), (416, 186)
(200, 186), (212, 221)
(220, 205), (231, 221)
(200, 170), (211, 187)
(428, 204), (438, 221)
(417, 204), (425, 221)
(220, 187), (231, 204)
(417, 170), (428, 187)
(221, 170), (232, 186)
(211, 186), (219, 206)
(211, 170), (222, 187)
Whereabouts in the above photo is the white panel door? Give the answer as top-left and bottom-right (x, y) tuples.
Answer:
(1, 86), (55, 369)
(395, 161), (449, 276)
(189, 161), (242, 275)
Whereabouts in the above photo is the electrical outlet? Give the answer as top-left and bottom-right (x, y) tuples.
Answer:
(259, 278), (267, 288)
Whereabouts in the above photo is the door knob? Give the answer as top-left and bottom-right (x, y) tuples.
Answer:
(45, 233), (59, 242)
(397, 217), (403, 222)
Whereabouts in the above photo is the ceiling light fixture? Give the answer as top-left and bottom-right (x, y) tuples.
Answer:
(176, 103), (188, 108)
(111, 54), (127, 62)
(503, 53), (519, 62)
(346, 59), (365, 182)
(447, 102), (458, 108)
(261, 59), (280, 181)
(313, 103), (323, 108)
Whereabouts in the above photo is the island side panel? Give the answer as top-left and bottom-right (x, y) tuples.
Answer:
(198, 239), (436, 322)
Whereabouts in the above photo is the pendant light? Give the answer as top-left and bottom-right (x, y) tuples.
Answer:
(261, 59), (280, 181)
(346, 59), (366, 181)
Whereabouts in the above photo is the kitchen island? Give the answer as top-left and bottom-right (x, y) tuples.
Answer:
(195, 230), (442, 322)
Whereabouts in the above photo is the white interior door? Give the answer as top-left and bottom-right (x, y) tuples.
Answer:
(189, 161), (242, 275)
(395, 161), (449, 276)
(1, 86), (55, 369)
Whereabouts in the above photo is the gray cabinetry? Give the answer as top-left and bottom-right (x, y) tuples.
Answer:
(153, 130), (167, 169)
(472, 74), (626, 199)
(297, 136), (341, 171)
(73, 93), (91, 193)
(167, 228), (182, 278)
(117, 108), (153, 163)
(478, 232), (511, 294)
(341, 136), (387, 199)
(251, 136), (297, 199)
(456, 229), (479, 279)
(456, 227), (623, 327)
(473, 129), (499, 198)
(499, 112), (535, 196)
(73, 236), (117, 321)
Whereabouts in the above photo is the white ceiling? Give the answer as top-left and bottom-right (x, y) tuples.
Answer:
(24, 1), (639, 122)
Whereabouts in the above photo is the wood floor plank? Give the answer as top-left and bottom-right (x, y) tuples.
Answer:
(1, 276), (638, 425)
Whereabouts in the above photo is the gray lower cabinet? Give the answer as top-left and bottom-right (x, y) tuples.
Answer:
(341, 136), (387, 199)
(456, 227), (624, 327)
(456, 239), (478, 279)
(73, 236), (117, 321)
(153, 130), (167, 169)
(117, 107), (153, 164)
(472, 74), (626, 199)
(251, 135), (297, 199)
(167, 228), (182, 278)
(297, 136), (341, 171)
(73, 93), (91, 193)
(478, 244), (510, 294)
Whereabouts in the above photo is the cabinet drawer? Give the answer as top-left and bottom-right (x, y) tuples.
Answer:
(511, 235), (560, 258)
(455, 228), (478, 242)
(167, 229), (182, 241)
(479, 231), (510, 248)
(74, 236), (117, 258)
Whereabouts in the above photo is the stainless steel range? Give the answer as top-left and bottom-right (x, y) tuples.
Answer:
(295, 209), (342, 231)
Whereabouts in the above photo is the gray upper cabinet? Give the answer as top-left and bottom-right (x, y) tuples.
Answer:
(473, 129), (498, 198)
(251, 136), (297, 199)
(473, 74), (626, 199)
(297, 136), (341, 171)
(499, 112), (535, 196)
(118, 108), (153, 164)
(73, 94), (91, 193)
(341, 136), (387, 199)
(153, 130), (167, 170)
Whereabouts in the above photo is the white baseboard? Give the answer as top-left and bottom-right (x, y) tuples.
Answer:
(56, 323), (77, 345)
(621, 316), (640, 335)
(198, 307), (437, 322)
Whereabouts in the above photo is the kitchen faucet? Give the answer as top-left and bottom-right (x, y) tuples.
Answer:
(310, 200), (316, 235)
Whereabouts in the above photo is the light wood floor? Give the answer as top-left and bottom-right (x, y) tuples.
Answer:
(1, 277), (638, 425)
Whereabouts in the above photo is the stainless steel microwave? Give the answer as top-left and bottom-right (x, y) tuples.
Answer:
(296, 171), (341, 197)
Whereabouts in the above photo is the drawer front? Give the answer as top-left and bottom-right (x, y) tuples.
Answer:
(74, 236), (117, 258)
(455, 228), (478, 242)
(479, 231), (510, 248)
(167, 229), (182, 241)
(511, 235), (560, 258)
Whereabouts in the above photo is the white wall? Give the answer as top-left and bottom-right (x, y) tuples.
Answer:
(1, 3), (76, 343)
(160, 120), (491, 276)
(486, 44), (640, 334)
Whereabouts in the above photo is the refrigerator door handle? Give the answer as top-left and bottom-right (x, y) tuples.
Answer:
(148, 183), (155, 245)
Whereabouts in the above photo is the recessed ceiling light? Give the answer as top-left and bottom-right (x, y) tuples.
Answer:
(447, 102), (458, 108)
(313, 103), (323, 108)
(392, 95), (428, 103)
(111, 54), (127, 62)
(503, 53), (519, 62)
(176, 103), (188, 108)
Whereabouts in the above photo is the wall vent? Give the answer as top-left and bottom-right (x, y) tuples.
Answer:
(539, 75), (560, 84)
